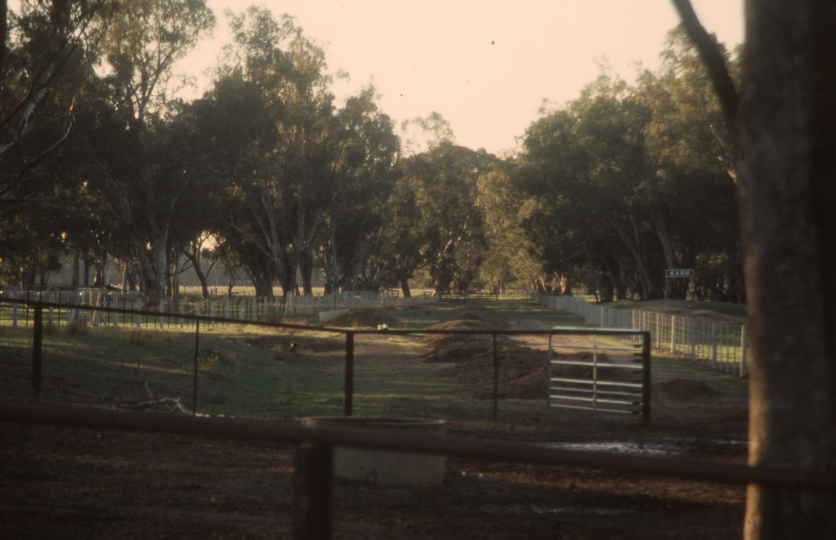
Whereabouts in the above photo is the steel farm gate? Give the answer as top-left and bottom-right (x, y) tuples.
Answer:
(547, 332), (650, 424)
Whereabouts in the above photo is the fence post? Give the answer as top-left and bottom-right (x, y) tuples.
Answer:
(740, 325), (749, 378)
(641, 332), (651, 426)
(493, 333), (499, 421)
(670, 316), (676, 354)
(689, 318), (696, 359)
(711, 323), (718, 370)
(344, 333), (354, 417)
(192, 318), (200, 416)
(292, 443), (333, 540)
(32, 305), (43, 400)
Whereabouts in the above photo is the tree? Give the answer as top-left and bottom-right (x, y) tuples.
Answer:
(402, 142), (493, 294)
(91, 0), (214, 301)
(1, 0), (109, 206)
(671, 1), (836, 537)
(210, 7), (335, 298)
(317, 86), (400, 294)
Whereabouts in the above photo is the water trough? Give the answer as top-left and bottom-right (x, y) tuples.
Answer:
(302, 417), (447, 487)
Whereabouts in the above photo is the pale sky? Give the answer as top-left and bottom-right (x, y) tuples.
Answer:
(180, 0), (743, 155)
(14, 0), (745, 155)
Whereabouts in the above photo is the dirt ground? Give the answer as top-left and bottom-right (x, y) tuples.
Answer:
(0, 301), (750, 539)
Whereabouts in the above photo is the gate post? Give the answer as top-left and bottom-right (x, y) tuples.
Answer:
(344, 333), (354, 417)
(292, 443), (333, 540)
(32, 305), (43, 400)
(641, 332), (651, 426)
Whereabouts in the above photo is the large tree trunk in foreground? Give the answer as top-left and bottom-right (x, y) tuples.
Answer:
(673, 1), (836, 538)
(738, 2), (836, 537)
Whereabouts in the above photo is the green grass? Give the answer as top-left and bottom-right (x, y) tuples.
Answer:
(492, 298), (587, 328)
(0, 311), (463, 419)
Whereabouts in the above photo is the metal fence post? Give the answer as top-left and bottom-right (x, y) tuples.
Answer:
(344, 333), (354, 417)
(641, 331), (651, 426)
(192, 318), (200, 416)
(292, 443), (333, 540)
(32, 305), (43, 400)
(493, 333), (498, 421)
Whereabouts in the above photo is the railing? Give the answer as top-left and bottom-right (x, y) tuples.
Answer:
(532, 292), (749, 377)
(1, 297), (651, 423)
(2, 403), (834, 540)
(547, 336), (646, 415)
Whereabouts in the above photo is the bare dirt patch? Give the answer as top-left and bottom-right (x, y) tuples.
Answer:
(326, 308), (404, 328)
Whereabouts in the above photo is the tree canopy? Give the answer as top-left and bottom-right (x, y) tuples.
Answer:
(1, 3), (743, 306)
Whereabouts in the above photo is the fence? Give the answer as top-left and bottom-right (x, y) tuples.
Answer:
(532, 292), (749, 378)
(284, 290), (436, 314)
(0, 289), (437, 328)
(0, 297), (650, 423)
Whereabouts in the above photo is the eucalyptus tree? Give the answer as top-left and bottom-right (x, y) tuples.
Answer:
(400, 142), (493, 295)
(635, 27), (742, 300)
(89, 0), (214, 302)
(476, 167), (541, 293)
(317, 86), (400, 294)
(209, 7), (335, 297)
(1, 0), (110, 206)
(672, 1), (836, 537)
(514, 77), (663, 300)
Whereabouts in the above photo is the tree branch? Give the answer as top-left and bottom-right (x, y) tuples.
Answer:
(670, 0), (739, 129)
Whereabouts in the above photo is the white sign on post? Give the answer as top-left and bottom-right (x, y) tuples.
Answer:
(665, 269), (695, 279)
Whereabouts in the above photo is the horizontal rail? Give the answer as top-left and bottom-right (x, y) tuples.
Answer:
(550, 360), (642, 370)
(549, 395), (639, 406)
(550, 377), (643, 389)
(549, 342), (641, 352)
(2, 403), (835, 493)
(549, 403), (641, 414)
(551, 388), (643, 398)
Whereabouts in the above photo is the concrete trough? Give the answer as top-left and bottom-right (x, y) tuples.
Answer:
(302, 417), (447, 487)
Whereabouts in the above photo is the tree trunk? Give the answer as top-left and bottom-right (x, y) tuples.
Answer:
(399, 276), (412, 298)
(738, 3), (836, 537)
(71, 253), (79, 287)
(673, 1), (836, 537)
(136, 229), (168, 303)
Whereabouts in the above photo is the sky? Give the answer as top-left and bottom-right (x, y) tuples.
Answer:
(18, 0), (744, 155)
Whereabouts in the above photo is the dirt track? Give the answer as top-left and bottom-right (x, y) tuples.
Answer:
(1, 301), (750, 539)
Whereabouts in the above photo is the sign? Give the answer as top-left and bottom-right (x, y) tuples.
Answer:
(665, 269), (694, 279)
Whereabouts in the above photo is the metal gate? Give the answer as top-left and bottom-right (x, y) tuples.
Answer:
(547, 333), (649, 423)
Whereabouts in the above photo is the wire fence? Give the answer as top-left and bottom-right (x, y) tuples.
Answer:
(531, 292), (749, 378)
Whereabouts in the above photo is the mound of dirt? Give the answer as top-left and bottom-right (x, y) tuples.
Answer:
(422, 307), (636, 399)
(448, 350), (635, 400)
(232, 335), (344, 353)
(326, 308), (403, 329)
(422, 308), (511, 363)
(658, 378), (720, 400)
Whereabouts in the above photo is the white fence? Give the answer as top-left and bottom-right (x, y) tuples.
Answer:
(0, 289), (436, 328)
(531, 292), (749, 378)
(284, 291), (436, 315)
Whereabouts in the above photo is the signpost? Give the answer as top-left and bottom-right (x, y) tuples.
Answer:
(665, 269), (694, 279)
(665, 269), (695, 300)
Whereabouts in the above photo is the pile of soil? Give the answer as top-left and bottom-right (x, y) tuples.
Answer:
(326, 308), (404, 329)
(422, 308), (511, 363)
(659, 378), (721, 400)
(451, 350), (635, 400)
(423, 308), (634, 399)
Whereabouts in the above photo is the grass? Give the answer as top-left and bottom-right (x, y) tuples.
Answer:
(0, 307), (462, 419)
